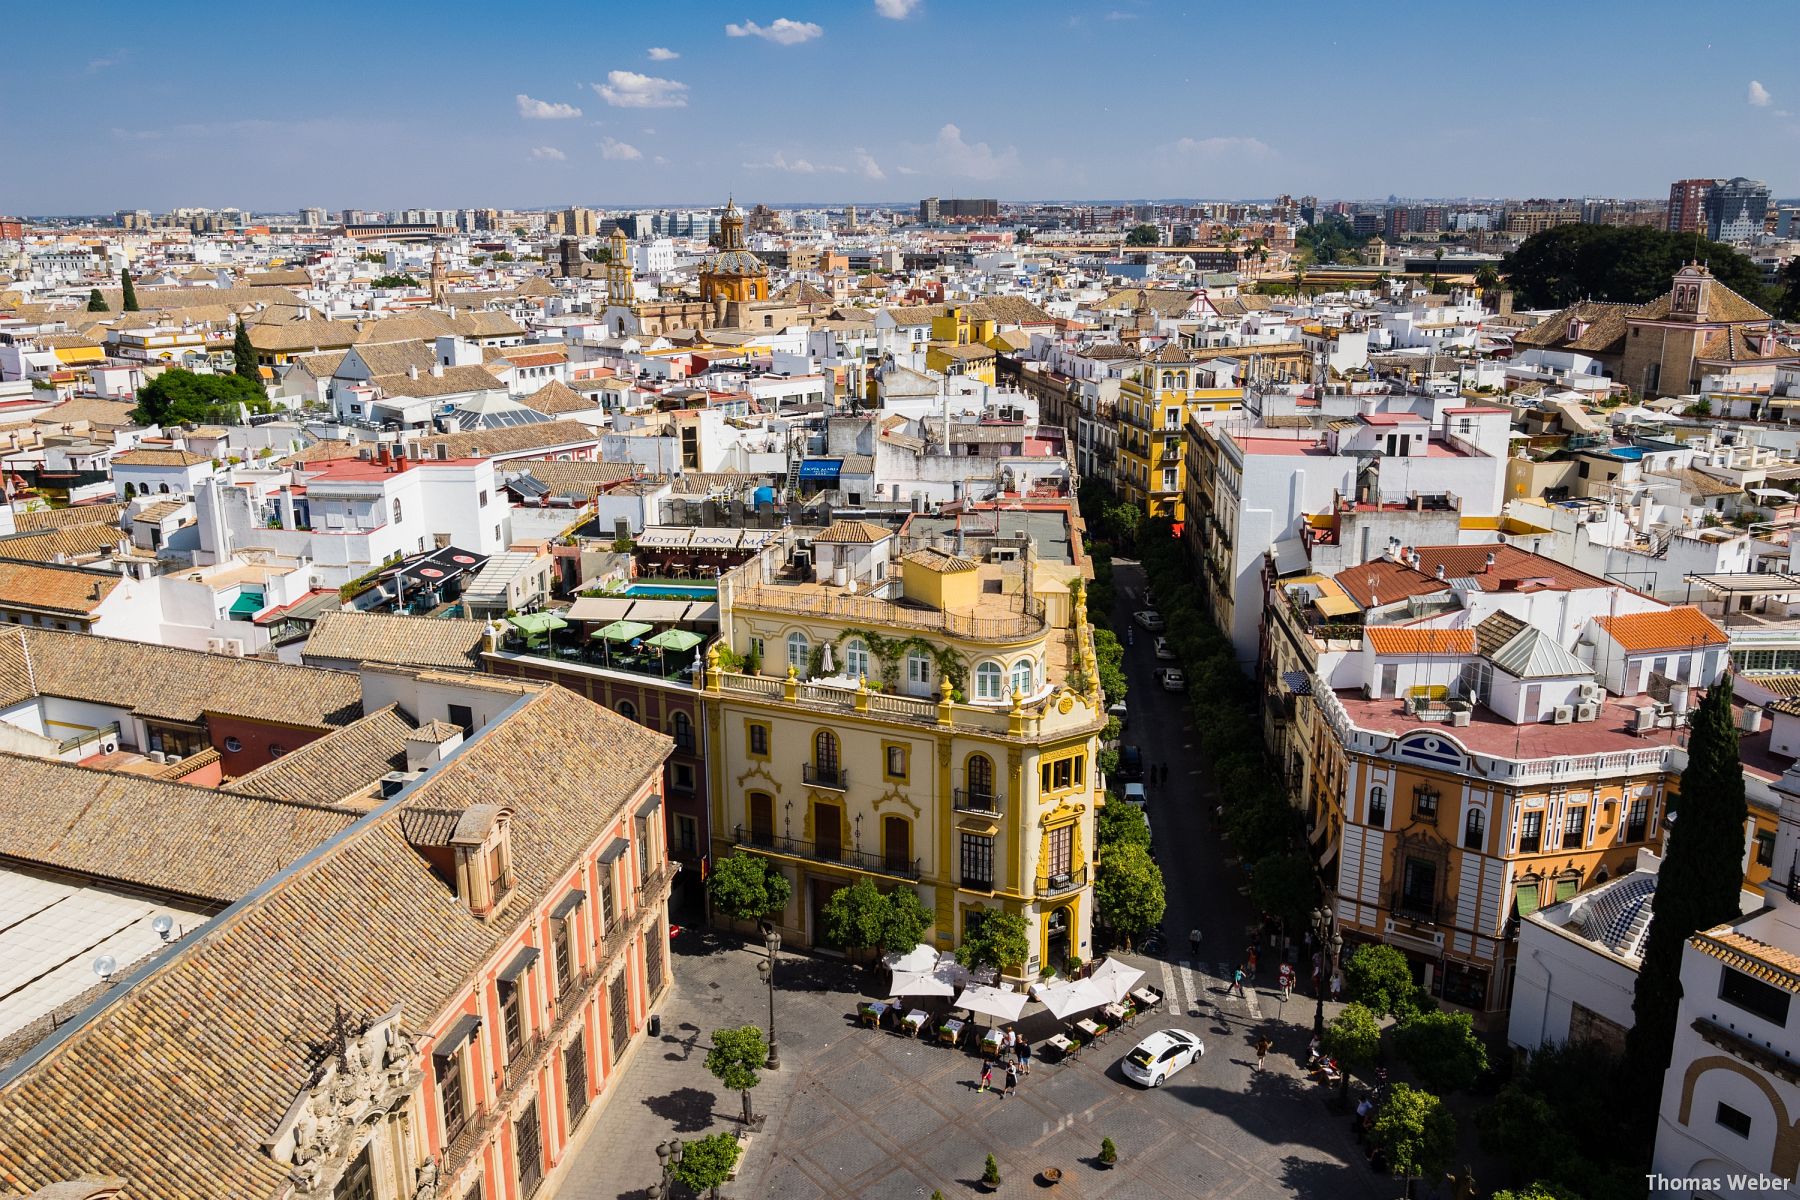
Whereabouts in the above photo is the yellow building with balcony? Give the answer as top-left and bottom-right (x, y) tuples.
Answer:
(1117, 346), (1242, 522)
(923, 305), (999, 385)
(703, 515), (1105, 976)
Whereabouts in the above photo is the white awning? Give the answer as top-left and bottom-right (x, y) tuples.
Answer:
(564, 596), (636, 622)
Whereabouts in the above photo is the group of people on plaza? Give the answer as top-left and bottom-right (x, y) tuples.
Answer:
(976, 1026), (1029, 1098)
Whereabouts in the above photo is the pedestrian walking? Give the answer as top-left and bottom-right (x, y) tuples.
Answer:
(1330, 972), (1344, 1002)
(1246, 946), (1259, 978)
(1004, 1062), (1019, 1097)
(1279, 963), (1295, 1000)
(979, 1061), (993, 1093)
(1255, 1036), (1273, 1072)
(1229, 967), (1247, 998)
(1189, 927), (1203, 957)
(1018, 1039), (1031, 1075)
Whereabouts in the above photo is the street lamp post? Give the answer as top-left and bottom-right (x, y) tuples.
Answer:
(757, 920), (781, 1070)
(648, 1138), (682, 1200)
(1311, 903), (1342, 1039)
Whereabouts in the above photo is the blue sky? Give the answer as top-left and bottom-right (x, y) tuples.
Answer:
(4, 0), (1797, 214)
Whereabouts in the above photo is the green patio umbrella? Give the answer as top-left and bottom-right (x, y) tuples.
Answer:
(594, 620), (653, 642)
(646, 628), (704, 653)
(507, 612), (568, 635)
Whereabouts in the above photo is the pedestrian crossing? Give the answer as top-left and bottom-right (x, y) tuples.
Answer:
(1160, 959), (1265, 1021)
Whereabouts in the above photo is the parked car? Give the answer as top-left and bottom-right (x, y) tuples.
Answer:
(1123, 782), (1148, 810)
(1121, 1028), (1204, 1087)
(1156, 668), (1186, 693)
(1133, 610), (1165, 632)
(1117, 744), (1144, 780)
(1153, 636), (1176, 661)
(1106, 699), (1128, 727)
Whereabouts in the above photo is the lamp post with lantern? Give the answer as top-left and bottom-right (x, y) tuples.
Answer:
(757, 920), (781, 1070)
(647, 1138), (682, 1200)
(1311, 901), (1343, 1039)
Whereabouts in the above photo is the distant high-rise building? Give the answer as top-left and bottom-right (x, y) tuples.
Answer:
(918, 196), (941, 223)
(1667, 178), (1713, 234)
(1383, 207), (1411, 240)
(940, 198), (998, 220)
(844, 204), (857, 229)
(300, 207), (327, 228)
(561, 207), (598, 237)
(1351, 211), (1381, 237)
(1704, 177), (1770, 243)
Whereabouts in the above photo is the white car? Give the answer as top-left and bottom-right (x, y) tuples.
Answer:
(1153, 636), (1176, 661)
(1121, 1028), (1204, 1087)
(1133, 610), (1165, 632)
(1157, 667), (1186, 692)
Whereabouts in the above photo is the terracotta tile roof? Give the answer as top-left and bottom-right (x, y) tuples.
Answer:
(502, 457), (639, 499)
(1411, 544), (1612, 593)
(247, 314), (363, 352)
(1593, 605), (1728, 652)
(1693, 927), (1800, 992)
(34, 399), (142, 429)
(1097, 288), (1195, 317)
(243, 268), (312, 288)
(1695, 326), (1798, 364)
(406, 419), (598, 460)
(370, 364), (505, 399)
(1365, 626), (1475, 656)
(0, 684), (668, 1200)
(1633, 280), (1771, 325)
(903, 547), (977, 573)
(227, 704), (417, 807)
(1331, 559), (1448, 609)
(0, 523), (124, 563)
(815, 519), (889, 544)
(341, 340), (436, 378)
(301, 611), (488, 671)
(1473, 611), (1528, 657)
(0, 626), (363, 726)
(112, 448), (210, 467)
(520, 379), (595, 415)
(133, 499), (188, 524)
(0, 559), (121, 615)
(1512, 301), (1635, 354)
(1744, 673), (1800, 699)
(0, 752), (358, 902)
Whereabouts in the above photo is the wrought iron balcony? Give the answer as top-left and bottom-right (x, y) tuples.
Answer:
(804, 763), (847, 790)
(733, 824), (920, 880)
(1390, 890), (1441, 924)
(1038, 866), (1089, 897)
(953, 788), (1004, 817)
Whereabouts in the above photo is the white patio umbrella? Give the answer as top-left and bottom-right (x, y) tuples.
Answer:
(819, 641), (835, 674)
(1087, 958), (1146, 1005)
(883, 942), (939, 974)
(890, 968), (957, 998)
(954, 984), (1029, 1025)
(1032, 976), (1111, 1021)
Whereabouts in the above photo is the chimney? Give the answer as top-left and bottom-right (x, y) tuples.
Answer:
(408, 365), (419, 380)
(1435, 564), (1446, 581)
(431, 361), (444, 378)
(1484, 551), (1496, 574)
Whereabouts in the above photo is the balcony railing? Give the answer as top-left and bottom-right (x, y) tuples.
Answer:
(953, 788), (1004, 817)
(1390, 890), (1441, 924)
(1038, 866), (1088, 897)
(733, 824), (921, 880)
(804, 763), (847, 789)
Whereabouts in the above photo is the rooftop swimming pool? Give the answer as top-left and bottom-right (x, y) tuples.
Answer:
(621, 582), (719, 601)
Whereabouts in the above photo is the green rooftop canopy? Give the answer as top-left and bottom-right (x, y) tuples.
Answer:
(646, 628), (704, 652)
(594, 619), (653, 643)
(508, 612), (568, 635)
(228, 592), (264, 617)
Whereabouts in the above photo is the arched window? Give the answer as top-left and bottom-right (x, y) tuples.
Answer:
(672, 710), (693, 750)
(1009, 658), (1035, 698)
(122, 482), (135, 498)
(966, 753), (996, 805)
(974, 661), (1004, 702)
(159, 482), (170, 494)
(786, 632), (809, 676)
(1368, 786), (1387, 825)
(1463, 808), (1486, 851)
(616, 700), (637, 722)
(392, 497), (403, 524)
(812, 730), (841, 787)
(843, 637), (870, 680)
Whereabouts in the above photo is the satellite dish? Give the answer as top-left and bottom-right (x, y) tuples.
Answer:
(93, 955), (118, 981)
(151, 914), (175, 940)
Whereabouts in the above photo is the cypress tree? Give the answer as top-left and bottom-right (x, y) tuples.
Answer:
(1627, 675), (1747, 1091)
(120, 267), (139, 312)
(86, 288), (108, 312)
(232, 320), (262, 385)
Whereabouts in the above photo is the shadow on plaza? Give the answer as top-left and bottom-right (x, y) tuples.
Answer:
(641, 1084), (726, 1133)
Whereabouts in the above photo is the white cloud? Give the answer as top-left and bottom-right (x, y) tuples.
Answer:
(85, 49), (130, 73)
(654, 155), (670, 166)
(724, 18), (823, 45)
(896, 165), (920, 175)
(874, 0), (920, 17)
(647, 46), (680, 61)
(594, 71), (689, 108)
(921, 123), (1019, 180)
(530, 146), (567, 161)
(743, 150), (847, 174)
(854, 148), (886, 181)
(600, 137), (642, 161)
(1166, 135), (1276, 160)
(1749, 80), (1772, 107)
(516, 93), (582, 120)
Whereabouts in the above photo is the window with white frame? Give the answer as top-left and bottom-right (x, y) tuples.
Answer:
(974, 661), (1004, 701)
(786, 632), (809, 675)
(1009, 658), (1034, 697)
(843, 638), (870, 679)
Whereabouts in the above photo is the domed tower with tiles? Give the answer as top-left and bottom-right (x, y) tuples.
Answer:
(699, 198), (769, 323)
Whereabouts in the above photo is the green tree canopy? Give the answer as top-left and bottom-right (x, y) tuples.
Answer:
(120, 267), (139, 312)
(878, 887), (933, 957)
(86, 288), (108, 312)
(705, 1025), (768, 1125)
(1493, 1185), (1585, 1200)
(707, 853), (791, 924)
(1629, 675), (1749, 1099)
(1294, 214), (1368, 265)
(1777, 256), (1800, 321)
(955, 909), (1028, 973)
(1125, 224), (1160, 247)
(132, 369), (271, 427)
(1394, 1009), (1489, 1093)
(821, 878), (889, 957)
(1323, 1001), (1381, 1078)
(1479, 1039), (1642, 1200)
(1094, 840), (1165, 943)
(369, 273), (419, 289)
(1343, 943), (1420, 1017)
(1500, 223), (1774, 310)
(584, 246), (613, 263)
(1096, 795), (1151, 851)
(671, 1131), (741, 1197)
(231, 321), (261, 385)
(1370, 1085), (1457, 1194)
(1249, 851), (1316, 936)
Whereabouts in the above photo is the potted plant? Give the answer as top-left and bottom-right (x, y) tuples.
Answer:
(1098, 1137), (1118, 1169)
(981, 1153), (1002, 1192)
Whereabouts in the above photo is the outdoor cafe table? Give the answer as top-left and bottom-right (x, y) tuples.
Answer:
(1102, 1002), (1128, 1026)
(1074, 1018), (1103, 1043)
(1045, 1033), (1076, 1060)
(903, 1009), (928, 1037)
(982, 1026), (1005, 1055)
(1130, 987), (1161, 1012)
(859, 1000), (893, 1028)
(938, 1018), (965, 1047)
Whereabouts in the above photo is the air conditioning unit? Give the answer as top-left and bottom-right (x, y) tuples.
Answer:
(206, 637), (225, 654)
(1552, 705), (1574, 725)
(1577, 682), (1601, 703)
(148, 750), (167, 764)
(1575, 702), (1598, 722)
(1450, 709), (1471, 727)
(165, 754), (182, 765)
(1633, 706), (1658, 734)
(223, 638), (244, 657)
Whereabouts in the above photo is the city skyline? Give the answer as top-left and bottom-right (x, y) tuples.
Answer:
(4, 0), (1798, 213)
